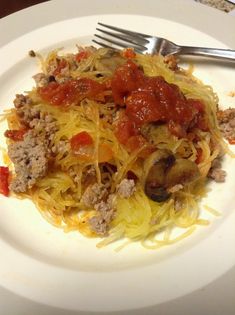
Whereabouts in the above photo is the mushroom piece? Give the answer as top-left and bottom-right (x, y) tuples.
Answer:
(143, 150), (200, 202)
(141, 123), (172, 145)
(143, 150), (175, 202)
(94, 49), (126, 74)
(165, 159), (200, 188)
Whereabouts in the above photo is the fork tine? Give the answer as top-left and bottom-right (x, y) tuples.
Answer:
(94, 34), (146, 53)
(98, 22), (149, 38)
(92, 39), (114, 50)
(96, 28), (148, 47)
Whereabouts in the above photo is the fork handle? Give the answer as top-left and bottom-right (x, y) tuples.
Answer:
(179, 46), (235, 60)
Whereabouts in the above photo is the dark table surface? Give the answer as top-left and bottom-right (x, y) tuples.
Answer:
(0, 0), (49, 18)
(1, 0), (234, 19)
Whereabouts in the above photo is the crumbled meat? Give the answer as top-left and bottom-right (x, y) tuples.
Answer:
(81, 165), (96, 187)
(89, 195), (115, 235)
(208, 158), (226, 183)
(89, 210), (114, 235)
(217, 108), (235, 141)
(164, 55), (178, 71)
(174, 198), (182, 211)
(16, 105), (57, 143)
(33, 73), (49, 87)
(51, 140), (69, 154)
(117, 179), (136, 198)
(16, 104), (40, 125)
(46, 58), (71, 83)
(68, 167), (81, 184)
(168, 184), (183, 193)
(29, 113), (58, 143)
(28, 50), (36, 57)
(8, 131), (48, 193)
(47, 60), (57, 75)
(81, 183), (108, 208)
(8, 101), (58, 192)
(55, 75), (71, 84)
(13, 94), (32, 109)
(65, 53), (78, 71)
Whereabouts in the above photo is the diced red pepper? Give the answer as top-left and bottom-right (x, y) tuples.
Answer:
(70, 131), (94, 161)
(53, 59), (68, 76)
(70, 131), (93, 150)
(75, 51), (90, 62)
(122, 48), (136, 59)
(4, 129), (27, 141)
(195, 148), (203, 164)
(0, 166), (9, 197)
(125, 135), (146, 152)
(125, 135), (154, 158)
(188, 99), (205, 113)
(114, 113), (138, 145)
(38, 78), (107, 106)
(228, 138), (235, 145)
(98, 143), (113, 163)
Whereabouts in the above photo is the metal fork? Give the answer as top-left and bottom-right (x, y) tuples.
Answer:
(93, 22), (235, 61)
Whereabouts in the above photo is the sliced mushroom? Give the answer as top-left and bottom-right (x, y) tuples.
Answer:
(165, 159), (200, 188)
(94, 49), (125, 74)
(143, 150), (175, 202)
(143, 150), (200, 202)
(141, 123), (173, 145)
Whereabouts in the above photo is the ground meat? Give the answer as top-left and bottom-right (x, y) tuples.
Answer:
(28, 50), (36, 57)
(8, 101), (58, 192)
(55, 66), (70, 82)
(51, 140), (69, 154)
(13, 94), (32, 109)
(8, 131), (48, 193)
(217, 108), (235, 141)
(46, 58), (71, 83)
(174, 198), (182, 212)
(17, 105), (57, 145)
(164, 55), (178, 71)
(33, 73), (49, 87)
(89, 210), (114, 235)
(81, 165), (96, 187)
(81, 183), (108, 208)
(117, 179), (136, 198)
(208, 158), (226, 183)
(16, 104), (40, 125)
(89, 195), (115, 235)
(68, 167), (81, 184)
(29, 112), (58, 143)
(81, 182), (115, 235)
(168, 184), (183, 193)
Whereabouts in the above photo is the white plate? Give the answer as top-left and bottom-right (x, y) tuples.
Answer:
(0, 0), (235, 314)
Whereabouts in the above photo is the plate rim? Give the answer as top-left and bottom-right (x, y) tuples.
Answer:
(0, 0), (235, 48)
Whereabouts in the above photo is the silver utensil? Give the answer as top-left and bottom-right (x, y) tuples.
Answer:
(93, 22), (235, 60)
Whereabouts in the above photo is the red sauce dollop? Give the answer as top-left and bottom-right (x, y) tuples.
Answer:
(38, 78), (107, 106)
(112, 60), (207, 140)
(0, 166), (9, 197)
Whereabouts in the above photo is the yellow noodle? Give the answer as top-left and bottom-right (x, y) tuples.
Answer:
(0, 47), (229, 250)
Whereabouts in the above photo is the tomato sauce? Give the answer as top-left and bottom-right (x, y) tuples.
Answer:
(53, 59), (68, 76)
(0, 166), (9, 197)
(4, 129), (27, 141)
(38, 78), (107, 106)
(75, 51), (91, 62)
(112, 60), (206, 139)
